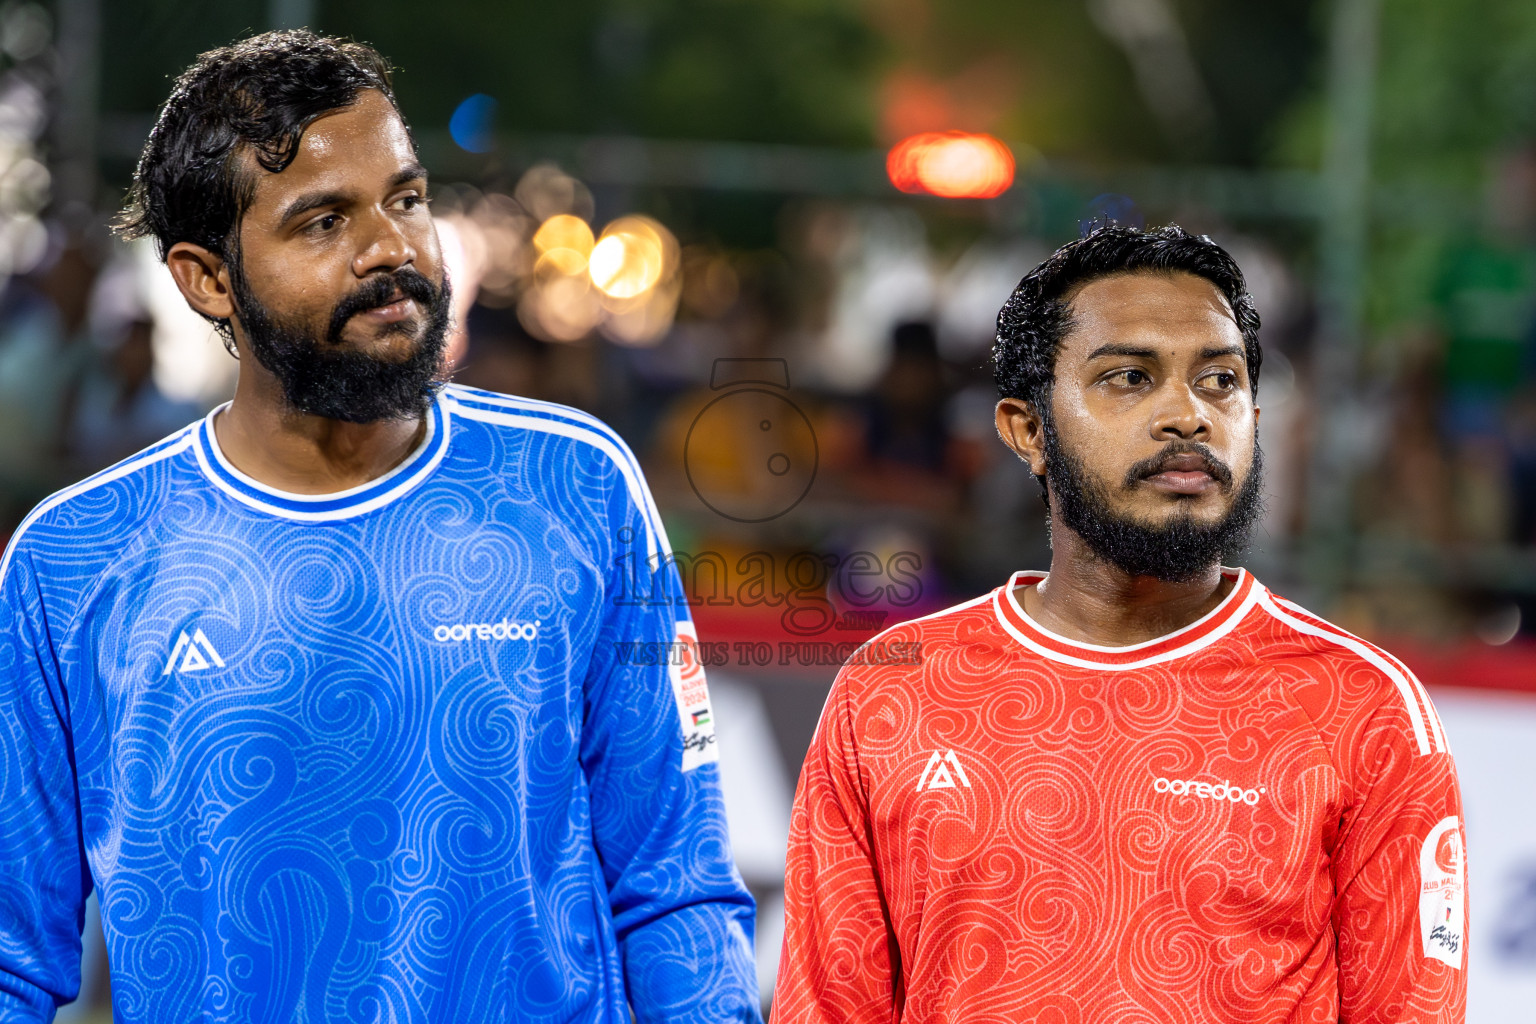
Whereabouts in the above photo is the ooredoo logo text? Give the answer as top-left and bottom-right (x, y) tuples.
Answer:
(1153, 776), (1267, 806)
(433, 619), (540, 642)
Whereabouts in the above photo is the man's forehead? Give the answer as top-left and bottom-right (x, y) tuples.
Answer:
(1063, 271), (1241, 346)
(293, 90), (411, 162)
(244, 89), (417, 199)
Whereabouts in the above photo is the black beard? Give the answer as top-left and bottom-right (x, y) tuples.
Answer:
(1043, 420), (1265, 583)
(230, 263), (451, 424)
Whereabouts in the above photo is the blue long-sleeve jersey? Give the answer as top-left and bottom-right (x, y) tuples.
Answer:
(0, 385), (759, 1023)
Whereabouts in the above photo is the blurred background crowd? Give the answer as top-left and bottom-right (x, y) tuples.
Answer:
(18, 0), (1536, 1019)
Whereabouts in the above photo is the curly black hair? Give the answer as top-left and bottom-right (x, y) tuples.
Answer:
(993, 224), (1262, 417)
(116, 29), (400, 266)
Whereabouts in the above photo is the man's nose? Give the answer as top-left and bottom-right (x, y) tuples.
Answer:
(1150, 383), (1211, 441)
(352, 207), (415, 277)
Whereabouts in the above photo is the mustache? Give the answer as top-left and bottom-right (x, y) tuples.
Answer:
(326, 268), (442, 345)
(1122, 441), (1235, 489)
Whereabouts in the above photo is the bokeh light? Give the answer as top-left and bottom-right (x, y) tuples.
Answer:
(532, 214), (595, 276)
(467, 191), (534, 308)
(590, 217), (667, 300)
(520, 269), (603, 342)
(418, 167), (687, 346)
(424, 166), (676, 344)
(449, 93), (497, 154)
(514, 163), (595, 223)
(592, 216), (681, 346)
(886, 131), (1015, 199)
(0, 4), (51, 288)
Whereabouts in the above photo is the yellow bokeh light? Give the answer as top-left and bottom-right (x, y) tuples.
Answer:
(535, 248), (590, 278)
(512, 209), (681, 345)
(520, 272), (602, 343)
(589, 217), (671, 300)
(531, 214), (594, 275)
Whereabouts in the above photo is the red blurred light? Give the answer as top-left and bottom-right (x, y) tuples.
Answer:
(886, 131), (1015, 199)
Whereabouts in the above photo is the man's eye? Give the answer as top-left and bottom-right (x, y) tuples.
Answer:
(1109, 369), (1150, 386)
(311, 214), (341, 232)
(400, 194), (428, 211)
(1200, 371), (1238, 391)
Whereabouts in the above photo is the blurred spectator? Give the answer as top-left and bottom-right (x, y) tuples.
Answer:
(944, 381), (1050, 590)
(63, 254), (201, 470)
(865, 321), (950, 472)
(1356, 336), (1455, 546)
(0, 231), (99, 510)
(67, 312), (200, 470)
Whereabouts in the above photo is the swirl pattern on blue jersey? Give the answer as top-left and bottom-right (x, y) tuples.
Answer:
(0, 386), (758, 1023)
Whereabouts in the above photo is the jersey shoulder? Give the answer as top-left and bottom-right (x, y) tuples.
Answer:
(441, 385), (670, 558)
(834, 590), (1006, 693)
(1248, 583), (1449, 758)
(874, 589), (1000, 639)
(443, 384), (639, 463)
(2, 421), (199, 591)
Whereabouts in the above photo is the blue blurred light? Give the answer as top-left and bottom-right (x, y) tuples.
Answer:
(1080, 193), (1145, 235)
(450, 94), (497, 154)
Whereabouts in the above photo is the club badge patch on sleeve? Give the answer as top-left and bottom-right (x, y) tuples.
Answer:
(668, 621), (718, 771)
(1419, 815), (1466, 968)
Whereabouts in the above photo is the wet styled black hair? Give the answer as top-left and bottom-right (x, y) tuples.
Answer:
(116, 29), (400, 263)
(992, 224), (1262, 416)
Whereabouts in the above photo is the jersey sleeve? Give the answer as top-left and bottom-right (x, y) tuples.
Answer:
(1332, 681), (1466, 1024)
(771, 666), (899, 1024)
(0, 542), (90, 1019)
(578, 449), (760, 1024)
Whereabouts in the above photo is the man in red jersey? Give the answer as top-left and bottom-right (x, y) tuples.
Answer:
(773, 225), (1465, 1024)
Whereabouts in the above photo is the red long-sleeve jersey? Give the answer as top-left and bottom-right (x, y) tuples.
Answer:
(773, 569), (1465, 1024)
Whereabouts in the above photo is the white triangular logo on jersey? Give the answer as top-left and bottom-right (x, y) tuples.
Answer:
(163, 628), (226, 675)
(915, 750), (971, 791)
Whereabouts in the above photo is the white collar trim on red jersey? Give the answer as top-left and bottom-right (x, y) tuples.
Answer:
(992, 567), (1261, 670)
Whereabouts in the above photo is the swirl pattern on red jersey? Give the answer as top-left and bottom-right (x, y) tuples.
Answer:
(773, 571), (1465, 1024)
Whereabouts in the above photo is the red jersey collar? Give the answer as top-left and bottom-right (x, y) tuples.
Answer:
(992, 567), (1259, 669)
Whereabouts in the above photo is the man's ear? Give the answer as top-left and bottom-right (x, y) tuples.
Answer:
(995, 397), (1048, 477)
(165, 241), (234, 322)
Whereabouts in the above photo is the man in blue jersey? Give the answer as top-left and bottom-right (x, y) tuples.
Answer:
(0, 30), (759, 1023)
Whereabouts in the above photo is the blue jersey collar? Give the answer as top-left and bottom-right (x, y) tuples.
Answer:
(192, 393), (451, 521)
